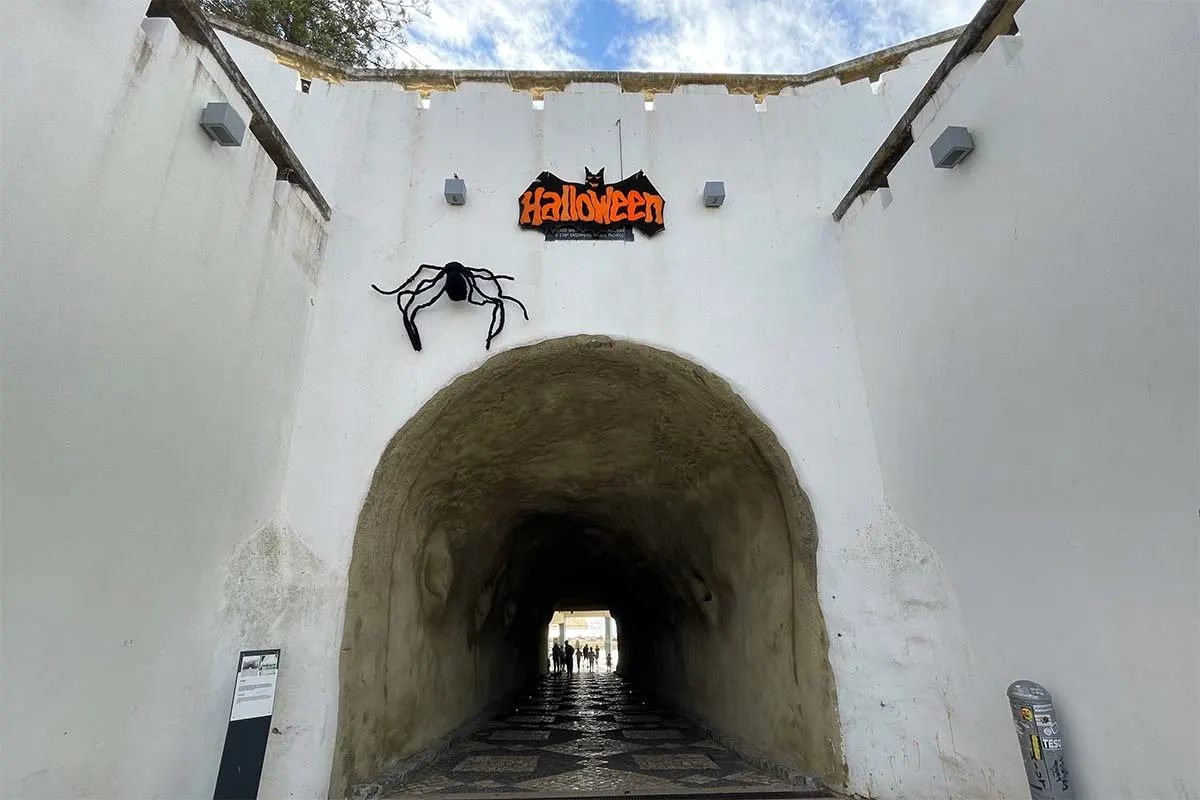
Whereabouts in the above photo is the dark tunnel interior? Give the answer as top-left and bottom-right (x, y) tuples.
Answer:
(329, 336), (843, 796)
(496, 512), (684, 681)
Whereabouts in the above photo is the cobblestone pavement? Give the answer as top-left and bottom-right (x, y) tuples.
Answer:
(384, 671), (816, 798)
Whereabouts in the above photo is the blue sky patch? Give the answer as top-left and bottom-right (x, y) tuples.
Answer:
(403, 0), (975, 74)
(570, 0), (643, 71)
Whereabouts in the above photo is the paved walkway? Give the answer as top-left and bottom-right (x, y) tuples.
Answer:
(384, 671), (824, 798)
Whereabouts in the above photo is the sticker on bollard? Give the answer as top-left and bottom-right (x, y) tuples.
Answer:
(1008, 680), (1075, 800)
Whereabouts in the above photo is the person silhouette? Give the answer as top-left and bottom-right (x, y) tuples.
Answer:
(563, 641), (575, 675)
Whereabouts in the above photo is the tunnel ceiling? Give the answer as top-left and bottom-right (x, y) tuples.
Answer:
(387, 335), (808, 632)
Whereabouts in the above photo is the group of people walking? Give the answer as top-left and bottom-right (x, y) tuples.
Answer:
(550, 641), (610, 674)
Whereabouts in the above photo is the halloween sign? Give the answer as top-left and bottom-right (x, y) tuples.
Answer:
(519, 168), (665, 240)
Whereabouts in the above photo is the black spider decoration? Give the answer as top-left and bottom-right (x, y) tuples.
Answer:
(371, 261), (529, 352)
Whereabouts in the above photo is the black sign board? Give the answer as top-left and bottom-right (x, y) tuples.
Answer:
(214, 649), (280, 800)
(518, 167), (665, 240)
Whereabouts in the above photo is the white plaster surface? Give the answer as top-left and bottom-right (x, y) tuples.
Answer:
(5, 2), (1195, 799)
(838, 3), (1200, 798)
(236, 31), (976, 800)
(2, 3), (326, 798)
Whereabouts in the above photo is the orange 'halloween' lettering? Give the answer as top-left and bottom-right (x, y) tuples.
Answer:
(609, 190), (627, 222)
(642, 193), (663, 224)
(520, 188), (544, 226)
(590, 189), (611, 224)
(541, 190), (560, 222)
(520, 179), (662, 229)
(562, 185), (574, 219)
(626, 190), (644, 222)
(575, 191), (595, 222)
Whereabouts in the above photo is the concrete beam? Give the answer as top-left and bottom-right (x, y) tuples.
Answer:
(145, 0), (331, 219)
(207, 15), (962, 99)
(832, 0), (1026, 221)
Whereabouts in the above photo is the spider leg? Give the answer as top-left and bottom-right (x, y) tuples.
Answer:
(396, 272), (450, 351)
(491, 300), (507, 350)
(461, 278), (507, 350)
(474, 272), (530, 321)
(461, 274), (494, 307)
(485, 296), (505, 350)
(473, 278), (527, 338)
(372, 264), (444, 295)
(394, 273), (446, 308)
(506, 292), (530, 321)
(403, 281), (450, 326)
(391, 277), (448, 347)
(403, 314), (423, 351)
(466, 266), (517, 282)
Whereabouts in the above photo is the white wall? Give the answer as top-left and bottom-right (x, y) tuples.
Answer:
(1, 3), (327, 797)
(838, 3), (1199, 799)
(15, 3), (1193, 797)
(224, 35), (991, 798)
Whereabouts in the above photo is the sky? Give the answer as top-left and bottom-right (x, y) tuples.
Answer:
(399, 0), (979, 73)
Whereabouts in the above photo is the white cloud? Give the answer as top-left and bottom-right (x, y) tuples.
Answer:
(613, 0), (979, 73)
(400, 0), (978, 73)
(403, 0), (586, 69)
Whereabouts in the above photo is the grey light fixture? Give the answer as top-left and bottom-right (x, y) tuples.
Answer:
(930, 125), (975, 169)
(702, 181), (725, 207)
(444, 176), (467, 205)
(199, 102), (246, 147)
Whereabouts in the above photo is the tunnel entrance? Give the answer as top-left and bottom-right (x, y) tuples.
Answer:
(330, 336), (843, 797)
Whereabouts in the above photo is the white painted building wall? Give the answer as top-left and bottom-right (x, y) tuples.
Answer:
(5, 1), (1195, 799)
(2, 2), (327, 798)
(838, 3), (1200, 799)
(228, 32), (987, 800)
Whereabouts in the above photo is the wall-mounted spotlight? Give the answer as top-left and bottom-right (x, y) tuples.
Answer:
(199, 102), (246, 147)
(930, 126), (975, 169)
(702, 181), (725, 207)
(444, 175), (467, 205)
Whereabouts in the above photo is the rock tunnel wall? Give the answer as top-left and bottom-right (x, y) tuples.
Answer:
(332, 337), (840, 795)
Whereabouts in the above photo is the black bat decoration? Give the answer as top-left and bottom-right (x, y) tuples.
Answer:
(518, 166), (666, 238)
(372, 261), (528, 352)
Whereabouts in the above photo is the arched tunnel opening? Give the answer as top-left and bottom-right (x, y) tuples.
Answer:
(331, 336), (843, 795)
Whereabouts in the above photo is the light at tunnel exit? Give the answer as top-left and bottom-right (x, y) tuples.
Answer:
(547, 610), (619, 671)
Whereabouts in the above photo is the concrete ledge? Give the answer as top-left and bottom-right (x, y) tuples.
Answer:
(207, 16), (962, 100)
(145, 0), (331, 219)
(832, 0), (1025, 221)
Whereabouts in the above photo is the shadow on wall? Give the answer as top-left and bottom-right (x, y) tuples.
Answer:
(329, 335), (844, 796)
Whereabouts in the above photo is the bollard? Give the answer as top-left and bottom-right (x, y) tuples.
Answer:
(1007, 680), (1075, 800)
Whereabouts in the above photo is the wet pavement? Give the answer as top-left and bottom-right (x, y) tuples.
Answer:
(383, 671), (825, 798)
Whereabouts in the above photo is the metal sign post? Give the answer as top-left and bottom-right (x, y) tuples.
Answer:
(214, 649), (281, 800)
(1007, 680), (1075, 800)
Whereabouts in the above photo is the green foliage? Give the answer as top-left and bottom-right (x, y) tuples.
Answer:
(201, 0), (429, 68)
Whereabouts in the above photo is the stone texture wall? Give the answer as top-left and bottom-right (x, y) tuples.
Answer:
(330, 337), (842, 795)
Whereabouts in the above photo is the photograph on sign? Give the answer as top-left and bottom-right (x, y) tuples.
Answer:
(230, 652), (279, 722)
